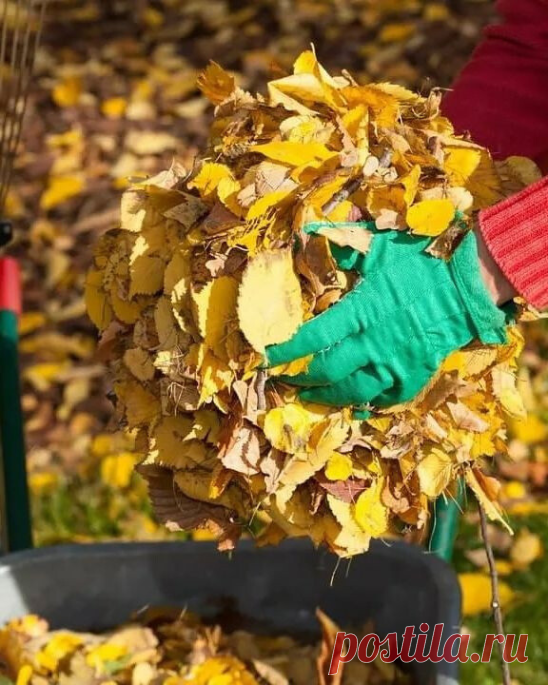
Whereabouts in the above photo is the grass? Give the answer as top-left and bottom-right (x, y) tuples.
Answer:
(30, 473), (185, 546)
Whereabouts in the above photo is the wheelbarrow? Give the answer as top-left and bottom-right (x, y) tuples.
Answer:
(0, 251), (463, 685)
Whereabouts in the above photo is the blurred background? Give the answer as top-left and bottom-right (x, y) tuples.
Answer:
(6, 1), (548, 683)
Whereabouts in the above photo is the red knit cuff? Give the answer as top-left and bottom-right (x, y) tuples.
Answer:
(478, 176), (548, 310)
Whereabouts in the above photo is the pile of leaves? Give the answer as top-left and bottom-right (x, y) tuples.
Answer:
(86, 50), (541, 557)
(0, 609), (407, 685)
(11, 0), (499, 541)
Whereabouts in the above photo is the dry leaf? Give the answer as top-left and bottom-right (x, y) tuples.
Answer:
(238, 249), (303, 353)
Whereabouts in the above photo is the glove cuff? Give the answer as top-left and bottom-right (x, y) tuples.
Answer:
(448, 231), (509, 345)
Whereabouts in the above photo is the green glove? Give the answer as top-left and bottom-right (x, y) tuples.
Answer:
(265, 221), (509, 412)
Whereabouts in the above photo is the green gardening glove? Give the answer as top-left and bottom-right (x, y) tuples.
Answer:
(265, 221), (510, 413)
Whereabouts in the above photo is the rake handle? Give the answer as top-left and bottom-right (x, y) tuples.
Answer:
(0, 255), (32, 553)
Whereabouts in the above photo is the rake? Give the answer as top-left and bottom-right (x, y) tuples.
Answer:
(0, 0), (47, 553)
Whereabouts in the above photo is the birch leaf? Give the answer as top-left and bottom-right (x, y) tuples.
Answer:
(238, 249), (303, 353)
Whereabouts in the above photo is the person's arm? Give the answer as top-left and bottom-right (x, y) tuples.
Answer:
(442, 0), (548, 167)
(442, 0), (548, 310)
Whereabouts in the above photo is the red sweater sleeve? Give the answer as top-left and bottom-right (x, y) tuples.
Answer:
(441, 0), (548, 310)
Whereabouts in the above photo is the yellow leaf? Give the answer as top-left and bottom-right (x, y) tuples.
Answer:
(492, 365), (527, 419)
(246, 189), (292, 223)
(123, 348), (155, 381)
(316, 223), (373, 253)
(92, 432), (132, 457)
(40, 175), (84, 210)
(471, 431), (497, 460)
(325, 200), (354, 222)
(192, 528), (219, 542)
(190, 656), (257, 685)
(24, 362), (70, 392)
(442, 347), (498, 377)
(101, 97), (127, 119)
(367, 184), (406, 219)
(269, 354), (312, 377)
(251, 141), (337, 168)
(197, 62), (235, 104)
(327, 495), (371, 557)
(110, 287), (145, 325)
(164, 250), (191, 293)
(174, 471), (244, 514)
(503, 480), (527, 500)
(191, 276), (239, 355)
(86, 643), (127, 673)
(129, 254), (165, 297)
(424, 3), (451, 21)
(143, 6), (163, 27)
(125, 130), (178, 156)
(29, 472), (59, 495)
(406, 199), (454, 236)
(366, 416), (392, 432)
(341, 84), (400, 128)
(465, 468), (511, 533)
(268, 74), (330, 117)
(401, 164), (421, 206)
(16, 665), (33, 685)
(379, 22), (416, 43)
(36, 632), (83, 672)
(101, 452), (137, 489)
(293, 48), (340, 87)
(154, 297), (178, 349)
(280, 115), (333, 146)
(263, 403), (313, 454)
(198, 350), (233, 404)
(510, 529), (543, 570)
(188, 162), (233, 198)
(510, 414), (548, 444)
(120, 188), (148, 232)
(467, 149), (503, 209)
(114, 380), (161, 428)
(238, 249), (303, 353)
(309, 417), (349, 460)
(19, 311), (47, 336)
(495, 560), (514, 576)
(52, 76), (82, 107)
(353, 479), (390, 537)
(444, 146), (481, 186)
(154, 416), (207, 469)
(280, 451), (331, 486)
(416, 448), (453, 498)
(325, 453), (353, 481)
(459, 573), (515, 616)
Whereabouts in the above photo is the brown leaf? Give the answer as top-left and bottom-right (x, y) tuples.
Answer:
(426, 224), (469, 261)
(316, 608), (344, 685)
(219, 417), (262, 476)
(315, 474), (369, 503)
(136, 464), (241, 542)
(295, 235), (338, 299)
(447, 401), (490, 433)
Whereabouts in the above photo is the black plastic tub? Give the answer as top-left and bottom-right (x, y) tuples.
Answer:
(0, 539), (460, 684)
